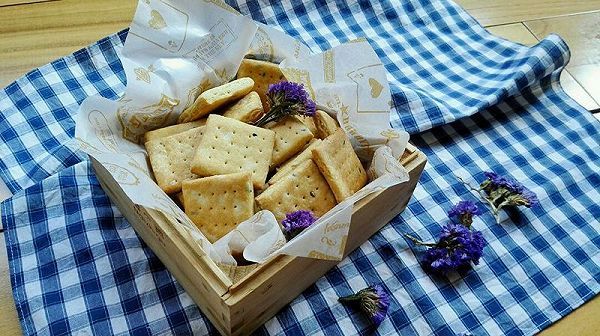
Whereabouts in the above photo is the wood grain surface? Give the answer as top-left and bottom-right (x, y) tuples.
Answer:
(0, 0), (599, 335)
(0, 0), (52, 6)
(456, 0), (600, 26)
(487, 22), (600, 111)
(526, 12), (600, 110)
(0, 0), (135, 87)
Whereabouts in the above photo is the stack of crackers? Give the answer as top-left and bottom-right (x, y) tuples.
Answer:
(144, 59), (367, 246)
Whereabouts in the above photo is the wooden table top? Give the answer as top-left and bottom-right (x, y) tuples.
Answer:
(0, 1), (599, 335)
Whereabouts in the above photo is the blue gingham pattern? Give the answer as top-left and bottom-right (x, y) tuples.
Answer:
(1, 0), (599, 335)
(0, 31), (127, 194)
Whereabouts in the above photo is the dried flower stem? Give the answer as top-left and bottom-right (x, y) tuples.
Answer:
(455, 175), (501, 224)
(338, 285), (390, 325)
(406, 223), (487, 274)
(253, 105), (289, 127)
(404, 233), (436, 247)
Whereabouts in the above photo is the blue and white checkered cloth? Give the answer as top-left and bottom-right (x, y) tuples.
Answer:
(1, 0), (599, 335)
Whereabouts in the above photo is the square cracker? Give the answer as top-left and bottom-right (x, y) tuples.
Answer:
(146, 127), (205, 194)
(268, 139), (321, 185)
(237, 59), (285, 110)
(178, 77), (254, 123)
(182, 172), (254, 243)
(298, 115), (318, 135)
(256, 159), (336, 222)
(312, 128), (367, 202)
(268, 116), (314, 168)
(314, 110), (339, 139)
(144, 119), (206, 143)
(222, 91), (264, 123)
(191, 114), (275, 189)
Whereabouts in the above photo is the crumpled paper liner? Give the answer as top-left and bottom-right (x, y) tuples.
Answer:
(75, 0), (410, 264)
(217, 263), (259, 284)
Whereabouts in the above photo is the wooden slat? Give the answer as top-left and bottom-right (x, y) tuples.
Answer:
(486, 23), (539, 45)
(487, 23), (600, 111)
(558, 71), (600, 112)
(0, 233), (23, 335)
(526, 12), (600, 69)
(565, 65), (600, 111)
(456, 0), (600, 27)
(541, 298), (600, 335)
(0, 0), (53, 7)
(0, 0), (136, 87)
(526, 12), (600, 111)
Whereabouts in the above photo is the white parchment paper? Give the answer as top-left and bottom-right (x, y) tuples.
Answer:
(75, 0), (410, 264)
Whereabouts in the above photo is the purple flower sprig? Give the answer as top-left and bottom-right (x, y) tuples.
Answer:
(448, 200), (481, 227)
(253, 81), (316, 127)
(481, 172), (539, 208)
(282, 210), (317, 240)
(405, 223), (486, 275)
(457, 172), (538, 223)
(339, 284), (390, 326)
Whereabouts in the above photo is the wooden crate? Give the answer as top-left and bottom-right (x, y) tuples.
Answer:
(92, 144), (427, 335)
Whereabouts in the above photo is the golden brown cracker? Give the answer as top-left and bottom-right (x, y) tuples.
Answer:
(182, 172), (254, 243)
(222, 91), (264, 123)
(312, 128), (367, 202)
(268, 116), (314, 168)
(256, 159), (336, 222)
(268, 139), (321, 185)
(145, 127), (204, 194)
(191, 115), (275, 189)
(314, 110), (339, 139)
(298, 115), (318, 135)
(237, 59), (285, 109)
(179, 77), (254, 123)
(144, 119), (206, 143)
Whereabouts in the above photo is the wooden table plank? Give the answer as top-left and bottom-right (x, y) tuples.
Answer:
(558, 71), (600, 112)
(486, 23), (539, 45)
(455, 0), (600, 27)
(541, 298), (600, 336)
(0, 0), (53, 7)
(0, 232), (23, 335)
(526, 12), (600, 111)
(525, 12), (600, 68)
(487, 23), (600, 111)
(0, 0), (135, 87)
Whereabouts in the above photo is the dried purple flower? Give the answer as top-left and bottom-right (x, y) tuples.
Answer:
(253, 81), (316, 127)
(482, 171), (528, 195)
(477, 172), (538, 221)
(448, 200), (481, 227)
(282, 210), (317, 240)
(457, 172), (538, 223)
(515, 188), (539, 208)
(339, 284), (390, 326)
(406, 223), (486, 275)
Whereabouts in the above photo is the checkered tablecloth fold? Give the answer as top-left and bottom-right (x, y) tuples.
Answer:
(1, 1), (600, 335)
(0, 31), (127, 194)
